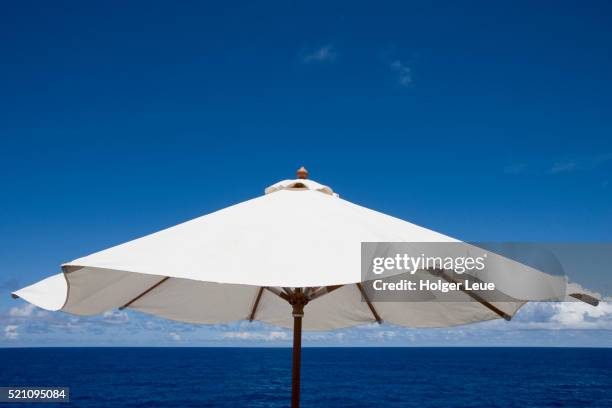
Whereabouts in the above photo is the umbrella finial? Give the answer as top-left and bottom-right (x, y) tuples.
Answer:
(296, 166), (308, 179)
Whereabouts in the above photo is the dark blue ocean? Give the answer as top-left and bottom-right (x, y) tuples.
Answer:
(0, 348), (610, 407)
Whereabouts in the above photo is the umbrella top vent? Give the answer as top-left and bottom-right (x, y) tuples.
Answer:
(264, 169), (337, 197)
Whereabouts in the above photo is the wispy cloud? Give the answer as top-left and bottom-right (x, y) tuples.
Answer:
(549, 153), (612, 174)
(9, 304), (36, 317)
(223, 330), (289, 341)
(302, 44), (337, 63)
(102, 310), (129, 325)
(549, 161), (578, 174)
(505, 154), (612, 176)
(504, 163), (528, 175)
(391, 60), (412, 86)
(304, 332), (345, 342)
(169, 332), (181, 342)
(4, 325), (19, 340)
(374, 330), (397, 340)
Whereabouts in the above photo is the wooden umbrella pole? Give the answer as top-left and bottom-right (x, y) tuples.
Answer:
(292, 307), (303, 408)
(290, 288), (308, 408)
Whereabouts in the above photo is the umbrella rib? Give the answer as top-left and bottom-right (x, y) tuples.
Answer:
(119, 276), (170, 310)
(569, 293), (599, 306)
(264, 287), (290, 302)
(355, 283), (383, 324)
(308, 285), (343, 301)
(432, 269), (512, 321)
(249, 287), (265, 321)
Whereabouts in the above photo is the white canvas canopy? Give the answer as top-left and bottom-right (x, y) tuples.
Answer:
(12, 168), (598, 407)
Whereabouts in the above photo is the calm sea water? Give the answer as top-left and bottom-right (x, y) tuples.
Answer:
(0, 348), (610, 407)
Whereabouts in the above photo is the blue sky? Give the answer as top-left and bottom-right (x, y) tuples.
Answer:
(1, 1), (611, 346)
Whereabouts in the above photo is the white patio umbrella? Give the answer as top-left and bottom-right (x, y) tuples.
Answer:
(12, 167), (598, 408)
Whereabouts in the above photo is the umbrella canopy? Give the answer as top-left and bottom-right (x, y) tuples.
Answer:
(12, 168), (598, 407)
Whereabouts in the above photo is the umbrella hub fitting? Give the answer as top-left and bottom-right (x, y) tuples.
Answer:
(289, 290), (309, 317)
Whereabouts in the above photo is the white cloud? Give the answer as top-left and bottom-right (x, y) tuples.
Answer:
(302, 45), (336, 63)
(353, 323), (381, 330)
(4, 325), (19, 340)
(102, 310), (129, 324)
(223, 331), (289, 341)
(391, 60), (412, 86)
(508, 301), (612, 330)
(374, 331), (397, 340)
(550, 301), (612, 329)
(169, 332), (181, 342)
(9, 304), (36, 317)
(302, 332), (345, 342)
